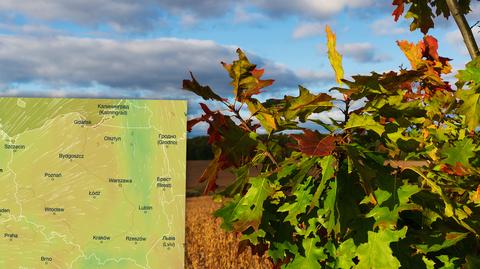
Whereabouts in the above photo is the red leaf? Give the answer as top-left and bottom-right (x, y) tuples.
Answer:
(195, 103), (229, 144)
(241, 76), (275, 100)
(200, 102), (213, 114)
(421, 35), (439, 60)
(392, 0), (405, 21)
(187, 103), (214, 132)
(380, 117), (387, 125)
(187, 117), (204, 132)
(440, 162), (470, 176)
(290, 130), (340, 156)
(207, 128), (222, 144)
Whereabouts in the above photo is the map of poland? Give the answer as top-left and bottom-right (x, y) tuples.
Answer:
(0, 98), (187, 269)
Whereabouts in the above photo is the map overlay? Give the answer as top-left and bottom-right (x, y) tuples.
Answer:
(0, 98), (187, 268)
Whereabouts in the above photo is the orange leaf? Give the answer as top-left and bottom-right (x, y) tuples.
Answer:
(251, 68), (265, 79)
(397, 40), (422, 69)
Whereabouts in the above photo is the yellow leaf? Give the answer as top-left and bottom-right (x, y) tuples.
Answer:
(246, 99), (277, 132)
(427, 147), (439, 161)
(470, 185), (480, 204)
(326, 25), (344, 85)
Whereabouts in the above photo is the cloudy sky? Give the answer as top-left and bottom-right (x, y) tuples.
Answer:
(0, 1), (477, 135)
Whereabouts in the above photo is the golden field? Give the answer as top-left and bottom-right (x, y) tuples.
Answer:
(186, 196), (273, 269)
(186, 160), (273, 268)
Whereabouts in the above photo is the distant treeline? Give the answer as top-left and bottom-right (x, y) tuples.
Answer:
(186, 134), (293, 160)
(187, 136), (214, 160)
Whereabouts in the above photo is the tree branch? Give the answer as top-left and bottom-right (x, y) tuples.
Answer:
(446, 0), (480, 59)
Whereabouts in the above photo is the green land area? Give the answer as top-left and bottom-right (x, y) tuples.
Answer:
(0, 97), (186, 269)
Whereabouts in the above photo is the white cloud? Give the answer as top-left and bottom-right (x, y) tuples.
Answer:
(370, 17), (407, 35)
(0, 35), (334, 99)
(0, 1), (234, 32)
(179, 14), (199, 27)
(0, 23), (64, 36)
(444, 29), (480, 55)
(292, 22), (325, 39)
(0, 36), (235, 91)
(0, 1), (164, 32)
(0, 0), (381, 33)
(467, 1), (480, 18)
(233, 5), (268, 24)
(337, 42), (389, 63)
(252, 0), (375, 20)
(308, 108), (345, 125)
(295, 69), (334, 82)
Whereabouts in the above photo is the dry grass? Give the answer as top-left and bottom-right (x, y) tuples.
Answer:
(186, 196), (273, 269)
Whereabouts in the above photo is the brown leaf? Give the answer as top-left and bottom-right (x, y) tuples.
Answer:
(290, 130), (340, 156)
(198, 149), (221, 193)
(182, 72), (225, 101)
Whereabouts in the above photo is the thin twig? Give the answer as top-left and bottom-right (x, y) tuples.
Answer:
(470, 20), (480, 29)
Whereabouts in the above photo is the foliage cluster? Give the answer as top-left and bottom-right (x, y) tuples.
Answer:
(183, 2), (480, 268)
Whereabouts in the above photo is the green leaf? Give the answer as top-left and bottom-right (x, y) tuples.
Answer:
(440, 138), (476, 167)
(437, 255), (459, 269)
(220, 165), (249, 197)
(397, 182), (422, 206)
(456, 56), (480, 89)
(278, 177), (314, 225)
(317, 179), (338, 234)
(404, 0), (435, 34)
(355, 227), (408, 269)
(457, 89), (480, 131)
(214, 176), (275, 231)
(277, 162), (298, 180)
(414, 232), (468, 254)
(465, 255), (480, 269)
(240, 229), (266, 245)
(345, 114), (385, 135)
(309, 155), (337, 211)
(375, 189), (392, 205)
(222, 48), (274, 101)
(286, 237), (327, 269)
(366, 206), (398, 230)
(335, 238), (357, 269)
(423, 256), (436, 269)
(263, 86), (333, 124)
(285, 86), (333, 122)
(269, 241), (299, 263)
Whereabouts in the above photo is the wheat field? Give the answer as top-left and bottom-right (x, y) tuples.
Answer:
(186, 196), (273, 269)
